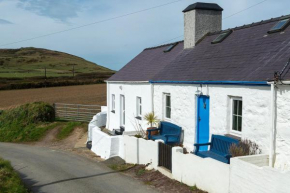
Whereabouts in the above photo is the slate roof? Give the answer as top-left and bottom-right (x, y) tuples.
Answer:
(107, 15), (290, 82)
(107, 42), (184, 81)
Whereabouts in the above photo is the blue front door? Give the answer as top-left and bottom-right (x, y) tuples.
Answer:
(197, 95), (210, 151)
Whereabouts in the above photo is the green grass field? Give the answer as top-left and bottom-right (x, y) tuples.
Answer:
(0, 47), (114, 78)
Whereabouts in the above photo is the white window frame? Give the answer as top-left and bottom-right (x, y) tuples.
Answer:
(230, 97), (243, 135)
(136, 97), (142, 117)
(111, 94), (115, 112)
(164, 93), (171, 120)
(120, 95), (125, 126)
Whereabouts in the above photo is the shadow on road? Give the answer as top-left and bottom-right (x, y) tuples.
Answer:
(33, 171), (119, 190)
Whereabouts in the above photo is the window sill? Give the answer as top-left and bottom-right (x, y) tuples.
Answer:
(229, 130), (242, 138)
(135, 116), (142, 120)
(111, 110), (115, 113)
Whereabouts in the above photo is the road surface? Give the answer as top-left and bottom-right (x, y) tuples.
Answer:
(0, 143), (158, 193)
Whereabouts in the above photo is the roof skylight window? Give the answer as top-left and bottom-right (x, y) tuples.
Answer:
(211, 30), (232, 44)
(268, 19), (290, 34)
(164, 43), (178, 53)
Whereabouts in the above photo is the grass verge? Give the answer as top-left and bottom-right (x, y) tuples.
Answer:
(0, 157), (29, 193)
(56, 122), (82, 140)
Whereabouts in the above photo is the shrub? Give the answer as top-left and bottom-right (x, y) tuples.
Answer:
(229, 139), (262, 157)
(0, 102), (55, 142)
(0, 102), (55, 125)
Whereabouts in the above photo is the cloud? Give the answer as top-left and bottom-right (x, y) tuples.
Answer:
(17, 0), (84, 22)
(0, 18), (12, 24)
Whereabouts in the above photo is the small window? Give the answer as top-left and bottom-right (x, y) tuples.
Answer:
(136, 97), (142, 117)
(231, 98), (242, 132)
(211, 30), (232, 44)
(111, 94), (115, 113)
(268, 18), (290, 34)
(164, 43), (178, 52)
(164, 94), (171, 119)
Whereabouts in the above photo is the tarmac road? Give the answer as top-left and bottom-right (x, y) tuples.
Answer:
(0, 143), (158, 193)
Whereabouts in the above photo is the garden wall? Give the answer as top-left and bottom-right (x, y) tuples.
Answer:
(172, 147), (230, 193)
(91, 127), (124, 159)
(230, 154), (290, 193)
(123, 135), (159, 169)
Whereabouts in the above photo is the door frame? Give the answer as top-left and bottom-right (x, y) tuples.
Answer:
(195, 95), (210, 144)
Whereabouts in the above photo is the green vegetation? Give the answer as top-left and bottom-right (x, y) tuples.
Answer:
(0, 157), (29, 193)
(0, 102), (55, 142)
(0, 47), (114, 78)
(0, 47), (115, 90)
(136, 168), (146, 176)
(56, 122), (82, 140)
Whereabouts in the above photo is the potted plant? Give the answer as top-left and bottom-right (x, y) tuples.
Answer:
(144, 112), (159, 138)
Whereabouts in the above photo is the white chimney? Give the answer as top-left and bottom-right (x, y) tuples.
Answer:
(183, 2), (223, 49)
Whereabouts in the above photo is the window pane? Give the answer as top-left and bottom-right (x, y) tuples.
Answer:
(166, 95), (171, 107)
(140, 105), (142, 115)
(166, 107), (171, 119)
(272, 19), (289, 31)
(232, 115), (237, 131)
(238, 100), (242, 116)
(233, 100), (238, 115)
(238, 116), (242, 132)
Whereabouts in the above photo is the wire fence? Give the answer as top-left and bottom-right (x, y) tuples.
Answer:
(54, 103), (102, 122)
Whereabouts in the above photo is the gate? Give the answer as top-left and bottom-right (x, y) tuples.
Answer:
(158, 142), (172, 171)
(54, 103), (101, 122)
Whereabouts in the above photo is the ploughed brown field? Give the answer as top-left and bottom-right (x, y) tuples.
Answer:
(0, 84), (107, 110)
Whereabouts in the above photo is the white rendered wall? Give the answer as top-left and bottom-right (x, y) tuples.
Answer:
(123, 135), (159, 169)
(106, 82), (290, 168)
(91, 127), (124, 159)
(106, 83), (152, 132)
(153, 84), (271, 153)
(172, 147), (230, 193)
(275, 85), (290, 170)
(230, 155), (290, 193)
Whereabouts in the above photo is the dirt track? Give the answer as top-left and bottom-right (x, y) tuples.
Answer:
(0, 84), (106, 109)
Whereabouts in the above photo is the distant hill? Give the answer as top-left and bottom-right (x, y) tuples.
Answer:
(0, 47), (114, 78)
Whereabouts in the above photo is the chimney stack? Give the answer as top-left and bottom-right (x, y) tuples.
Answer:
(183, 2), (223, 49)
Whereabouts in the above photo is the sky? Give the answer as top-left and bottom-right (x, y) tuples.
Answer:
(0, 0), (290, 70)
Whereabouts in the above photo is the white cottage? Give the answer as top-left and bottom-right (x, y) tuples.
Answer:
(106, 2), (290, 169)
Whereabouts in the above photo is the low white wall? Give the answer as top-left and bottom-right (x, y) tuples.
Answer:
(91, 127), (123, 159)
(172, 147), (230, 193)
(123, 135), (159, 169)
(88, 106), (107, 142)
(230, 154), (290, 193)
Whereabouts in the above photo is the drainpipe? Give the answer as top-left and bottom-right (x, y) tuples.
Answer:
(269, 82), (276, 167)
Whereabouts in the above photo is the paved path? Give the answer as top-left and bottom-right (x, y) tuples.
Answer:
(0, 143), (158, 193)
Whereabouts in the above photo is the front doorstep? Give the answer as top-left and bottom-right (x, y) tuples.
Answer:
(157, 166), (173, 179)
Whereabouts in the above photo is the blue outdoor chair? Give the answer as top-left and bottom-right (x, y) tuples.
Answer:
(148, 121), (182, 145)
